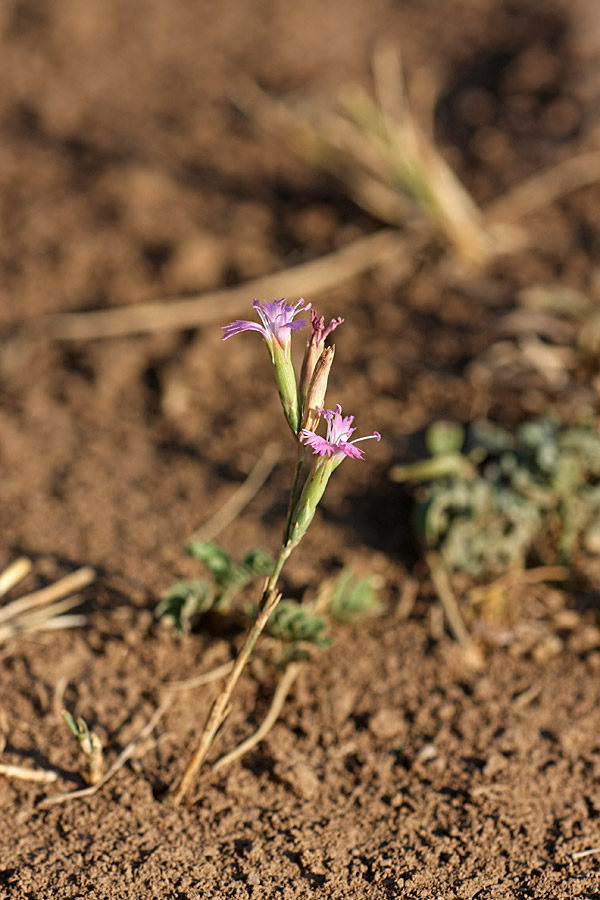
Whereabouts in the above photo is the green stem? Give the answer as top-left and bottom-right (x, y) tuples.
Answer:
(282, 443), (306, 547)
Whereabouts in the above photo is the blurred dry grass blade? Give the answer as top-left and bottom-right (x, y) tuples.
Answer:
(233, 75), (416, 229)
(44, 229), (405, 341)
(426, 552), (484, 669)
(350, 42), (492, 268)
(234, 43), (493, 270)
(0, 761), (59, 784)
(0, 562), (95, 644)
(485, 150), (600, 223)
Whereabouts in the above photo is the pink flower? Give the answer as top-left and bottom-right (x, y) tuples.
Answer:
(300, 405), (381, 462)
(222, 298), (311, 347)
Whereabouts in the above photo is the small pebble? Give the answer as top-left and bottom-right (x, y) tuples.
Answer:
(275, 761), (320, 800)
(368, 708), (406, 741)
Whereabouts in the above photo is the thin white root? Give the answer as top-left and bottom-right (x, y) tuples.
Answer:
(212, 661), (302, 774)
(162, 660), (235, 692)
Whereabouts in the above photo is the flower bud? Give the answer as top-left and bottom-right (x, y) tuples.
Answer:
(301, 346), (335, 432)
(299, 311), (343, 411)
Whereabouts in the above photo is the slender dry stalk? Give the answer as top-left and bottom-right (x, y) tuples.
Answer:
(170, 587), (282, 806)
(395, 577), (419, 620)
(572, 847), (600, 861)
(0, 598), (87, 644)
(426, 551), (483, 668)
(0, 567), (95, 626)
(188, 443), (281, 544)
(485, 151), (600, 223)
(0, 558), (32, 598)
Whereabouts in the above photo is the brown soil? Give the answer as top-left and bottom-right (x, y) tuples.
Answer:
(3, 0), (600, 897)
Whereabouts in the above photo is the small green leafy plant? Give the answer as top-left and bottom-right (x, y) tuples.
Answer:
(391, 416), (600, 578)
(62, 711), (104, 786)
(158, 542), (381, 661)
(156, 542), (273, 634)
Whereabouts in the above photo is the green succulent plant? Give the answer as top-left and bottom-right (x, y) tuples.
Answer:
(391, 416), (600, 578)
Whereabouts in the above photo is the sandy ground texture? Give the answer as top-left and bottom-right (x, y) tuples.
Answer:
(3, 0), (600, 897)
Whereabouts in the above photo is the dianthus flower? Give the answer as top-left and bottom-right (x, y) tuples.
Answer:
(300, 404), (381, 464)
(222, 298), (311, 434)
(222, 298), (310, 350)
(289, 406), (381, 542)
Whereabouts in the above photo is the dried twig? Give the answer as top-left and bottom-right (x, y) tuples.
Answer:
(469, 565), (568, 605)
(39, 698), (171, 808)
(396, 576), (419, 620)
(0, 762), (59, 784)
(188, 443), (281, 544)
(0, 564), (94, 645)
(0, 604), (87, 644)
(572, 847), (600, 861)
(44, 229), (405, 341)
(212, 661), (302, 774)
(426, 552), (471, 646)
(0, 567), (95, 626)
